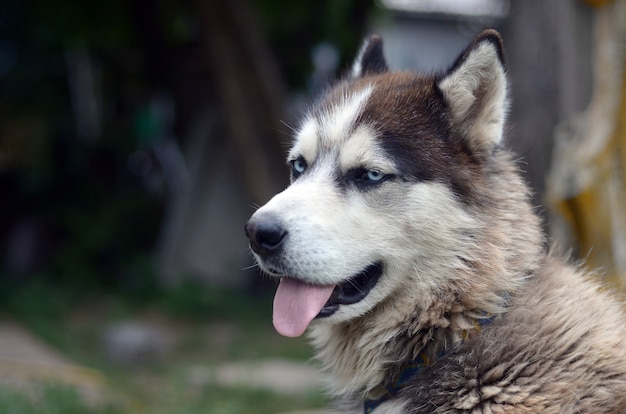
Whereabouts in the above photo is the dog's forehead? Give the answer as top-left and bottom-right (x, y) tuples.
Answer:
(291, 73), (436, 167)
(290, 83), (373, 164)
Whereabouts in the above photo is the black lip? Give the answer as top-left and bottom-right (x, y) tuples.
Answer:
(316, 261), (383, 318)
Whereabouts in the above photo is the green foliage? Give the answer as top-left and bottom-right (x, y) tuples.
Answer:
(0, 0), (169, 289)
(0, 275), (269, 324)
(152, 281), (269, 323)
(0, 0), (381, 291)
(0, 278), (76, 319)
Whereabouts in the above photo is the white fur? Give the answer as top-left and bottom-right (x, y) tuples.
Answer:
(438, 42), (508, 151)
(323, 86), (374, 146)
(255, 114), (482, 324)
(338, 125), (397, 174)
(290, 117), (319, 163)
(351, 38), (371, 78)
(289, 86), (374, 166)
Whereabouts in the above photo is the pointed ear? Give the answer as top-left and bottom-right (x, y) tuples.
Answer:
(351, 35), (388, 78)
(438, 30), (508, 156)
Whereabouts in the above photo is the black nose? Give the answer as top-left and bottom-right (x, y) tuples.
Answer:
(244, 216), (288, 257)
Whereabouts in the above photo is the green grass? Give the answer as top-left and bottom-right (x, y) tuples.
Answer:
(0, 280), (329, 414)
(0, 386), (121, 414)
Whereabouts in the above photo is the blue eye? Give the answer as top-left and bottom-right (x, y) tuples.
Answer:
(364, 170), (385, 181)
(291, 158), (307, 176)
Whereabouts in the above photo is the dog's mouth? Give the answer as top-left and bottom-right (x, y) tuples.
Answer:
(272, 261), (383, 337)
(317, 262), (383, 317)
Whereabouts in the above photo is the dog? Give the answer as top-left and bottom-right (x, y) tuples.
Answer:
(244, 30), (626, 413)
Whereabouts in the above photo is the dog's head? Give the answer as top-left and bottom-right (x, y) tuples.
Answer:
(245, 30), (509, 337)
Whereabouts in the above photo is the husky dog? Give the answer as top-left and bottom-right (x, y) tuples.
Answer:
(244, 30), (626, 413)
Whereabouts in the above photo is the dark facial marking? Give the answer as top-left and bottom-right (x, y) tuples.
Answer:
(353, 72), (486, 203)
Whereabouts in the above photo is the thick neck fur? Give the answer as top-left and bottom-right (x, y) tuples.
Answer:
(307, 148), (545, 406)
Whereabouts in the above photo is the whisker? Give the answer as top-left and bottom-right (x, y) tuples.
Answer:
(241, 263), (260, 271)
(346, 278), (366, 294)
(280, 120), (297, 132)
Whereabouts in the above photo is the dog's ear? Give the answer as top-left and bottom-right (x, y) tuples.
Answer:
(438, 30), (508, 156)
(351, 35), (388, 78)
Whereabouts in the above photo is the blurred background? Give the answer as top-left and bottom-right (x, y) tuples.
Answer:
(0, 0), (624, 413)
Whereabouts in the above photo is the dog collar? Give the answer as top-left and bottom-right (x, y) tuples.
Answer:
(363, 314), (495, 413)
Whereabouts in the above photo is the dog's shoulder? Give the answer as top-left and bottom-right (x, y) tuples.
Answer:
(400, 256), (626, 413)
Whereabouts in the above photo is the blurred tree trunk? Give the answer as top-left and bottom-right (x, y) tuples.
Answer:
(195, 0), (288, 205)
(158, 0), (289, 285)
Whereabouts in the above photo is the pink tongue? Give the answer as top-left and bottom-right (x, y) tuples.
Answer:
(273, 278), (335, 337)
